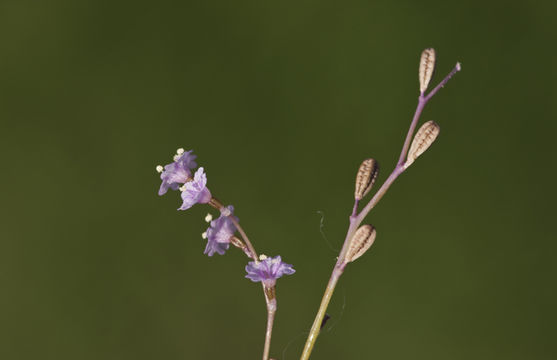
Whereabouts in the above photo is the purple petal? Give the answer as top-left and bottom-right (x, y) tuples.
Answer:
(203, 206), (238, 257)
(157, 149), (197, 196)
(204, 239), (230, 257)
(244, 256), (295, 284)
(178, 167), (212, 210)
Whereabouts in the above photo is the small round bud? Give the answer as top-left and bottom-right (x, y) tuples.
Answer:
(201, 231), (207, 239)
(419, 48), (436, 94)
(156, 165), (163, 173)
(405, 120), (440, 168)
(176, 148), (185, 155)
(354, 159), (379, 201)
(204, 213), (213, 223)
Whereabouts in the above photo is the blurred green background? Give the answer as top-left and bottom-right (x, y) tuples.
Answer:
(1, 0), (555, 359)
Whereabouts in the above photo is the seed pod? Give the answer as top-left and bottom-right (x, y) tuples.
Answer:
(419, 48), (436, 94)
(344, 225), (376, 263)
(405, 121), (440, 168)
(354, 159), (379, 200)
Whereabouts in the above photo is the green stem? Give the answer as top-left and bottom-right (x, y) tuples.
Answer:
(300, 266), (343, 360)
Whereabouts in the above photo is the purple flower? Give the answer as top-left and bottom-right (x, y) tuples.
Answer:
(178, 167), (212, 210)
(204, 206), (238, 256)
(245, 256), (295, 287)
(157, 149), (197, 196)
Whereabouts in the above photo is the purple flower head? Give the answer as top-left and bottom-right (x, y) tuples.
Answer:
(204, 206), (238, 257)
(245, 255), (295, 287)
(157, 149), (197, 196)
(178, 167), (212, 210)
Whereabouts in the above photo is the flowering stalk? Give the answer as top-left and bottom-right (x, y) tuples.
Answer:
(227, 216), (275, 360)
(156, 150), (295, 360)
(208, 204), (281, 360)
(300, 55), (461, 360)
(247, 256), (295, 360)
(207, 204), (278, 360)
(204, 202), (274, 360)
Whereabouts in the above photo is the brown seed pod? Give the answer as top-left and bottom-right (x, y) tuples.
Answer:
(405, 120), (440, 167)
(344, 224), (376, 263)
(419, 48), (436, 94)
(354, 159), (379, 201)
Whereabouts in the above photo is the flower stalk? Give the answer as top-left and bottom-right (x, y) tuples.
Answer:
(156, 149), (295, 360)
(228, 213), (279, 360)
(263, 286), (277, 360)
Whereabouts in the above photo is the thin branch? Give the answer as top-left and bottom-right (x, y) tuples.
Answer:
(229, 216), (259, 262)
(425, 62), (461, 102)
(263, 305), (276, 360)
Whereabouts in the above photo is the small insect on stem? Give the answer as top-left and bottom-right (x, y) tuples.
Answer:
(320, 314), (331, 330)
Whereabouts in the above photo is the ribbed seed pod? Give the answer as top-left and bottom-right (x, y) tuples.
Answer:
(354, 159), (379, 201)
(405, 121), (440, 167)
(419, 48), (436, 94)
(344, 225), (376, 263)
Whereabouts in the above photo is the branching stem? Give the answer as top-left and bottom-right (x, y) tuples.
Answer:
(299, 63), (460, 360)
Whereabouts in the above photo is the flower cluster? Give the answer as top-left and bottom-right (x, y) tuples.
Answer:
(156, 148), (295, 286)
(157, 148), (211, 210)
(157, 148), (197, 196)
